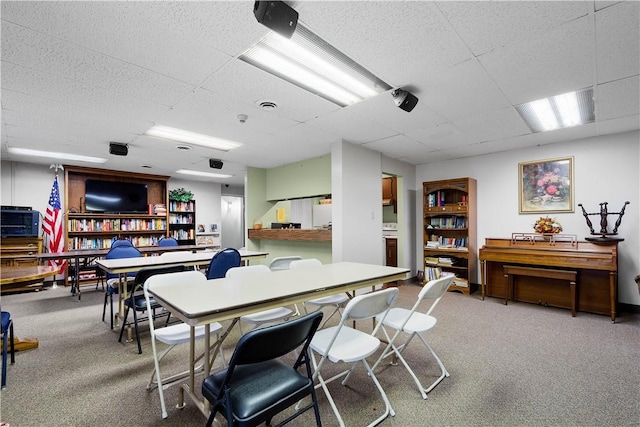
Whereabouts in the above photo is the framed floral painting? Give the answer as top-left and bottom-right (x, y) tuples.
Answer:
(519, 156), (574, 213)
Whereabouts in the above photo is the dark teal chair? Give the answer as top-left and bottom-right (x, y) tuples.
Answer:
(202, 311), (323, 427)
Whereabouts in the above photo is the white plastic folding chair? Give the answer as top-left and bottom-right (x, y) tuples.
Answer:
(309, 287), (399, 427)
(159, 250), (199, 270)
(226, 265), (294, 334)
(144, 270), (226, 419)
(268, 255), (303, 271)
(372, 274), (455, 399)
(268, 256), (303, 316)
(290, 259), (349, 327)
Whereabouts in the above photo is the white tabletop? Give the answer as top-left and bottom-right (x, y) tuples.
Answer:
(95, 249), (268, 274)
(149, 262), (409, 326)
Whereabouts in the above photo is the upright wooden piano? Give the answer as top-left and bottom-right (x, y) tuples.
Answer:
(479, 235), (618, 321)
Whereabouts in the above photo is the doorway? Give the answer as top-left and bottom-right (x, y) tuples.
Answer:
(221, 195), (244, 249)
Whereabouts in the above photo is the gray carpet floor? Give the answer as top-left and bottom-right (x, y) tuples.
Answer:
(0, 281), (638, 427)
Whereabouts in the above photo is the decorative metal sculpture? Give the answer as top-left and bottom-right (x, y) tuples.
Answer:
(578, 201), (630, 242)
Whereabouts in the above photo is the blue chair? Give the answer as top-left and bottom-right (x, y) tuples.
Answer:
(1, 311), (15, 389)
(158, 237), (179, 247)
(111, 239), (134, 249)
(101, 243), (142, 329)
(206, 248), (241, 280)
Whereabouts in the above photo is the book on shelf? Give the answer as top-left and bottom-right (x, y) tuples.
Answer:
(437, 257), (453, 265)
(425, 257), (439, 266)
(153, 204), (166, 216)
(452, 277), (469, 287)
(424, 266), (443, 281)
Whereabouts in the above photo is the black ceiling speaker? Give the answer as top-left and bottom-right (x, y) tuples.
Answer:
(209, 159), (224, 169)
(253, 1), (298, 38)
(109, 142), (128, 156)
(391, 89), (419, 113)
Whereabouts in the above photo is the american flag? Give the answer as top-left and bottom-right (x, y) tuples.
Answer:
(43, 175), (67, 270)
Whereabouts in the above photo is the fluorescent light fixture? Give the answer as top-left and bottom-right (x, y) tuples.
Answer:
(176, 169), (232, 179)
(145, 125), (243, 151)
(240, 23), (391, 107)
(7, 147), (107, 164)
(516, 88), (594, 133)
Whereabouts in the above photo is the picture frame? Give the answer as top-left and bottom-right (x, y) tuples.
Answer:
(519, 156), (574, 214)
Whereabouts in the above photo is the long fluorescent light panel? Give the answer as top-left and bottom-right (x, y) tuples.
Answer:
(8, 147), (107, 164)
(240, 23), (391, 107)
(145, 125), (243, 151)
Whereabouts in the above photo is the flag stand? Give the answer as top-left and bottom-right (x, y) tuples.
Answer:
(44, 164), (66, 290)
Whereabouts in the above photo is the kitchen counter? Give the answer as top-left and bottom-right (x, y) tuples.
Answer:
(248, 228), (332, 242)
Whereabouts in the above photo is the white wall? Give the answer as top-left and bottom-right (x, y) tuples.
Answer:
(331, 141), (383, 264)
(416, 130), (640, 305)
(168, 178), (222, 233)
(1, 161), (59, 218)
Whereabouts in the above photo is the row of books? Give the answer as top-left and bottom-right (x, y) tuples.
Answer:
(69, 218), (167, 232)
(426, 216), (468, 229)
(423, 266), (469, 288)
(168, 201), (195, 212)
(425, 256), (455, 266)
(169, 229), (194, 240)
(425, 236), (468, 248)
(68, 235), (164, 250)
(169, 214), (194, 224)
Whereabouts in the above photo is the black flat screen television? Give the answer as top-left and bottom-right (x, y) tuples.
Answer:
(85, 179), (148, 213)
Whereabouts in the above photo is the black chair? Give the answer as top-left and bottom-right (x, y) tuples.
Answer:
(202, 311), (324, 427)
(118, 265), (186, 354)
(206, 248), (241, 279)
(1, 311), (15, 389)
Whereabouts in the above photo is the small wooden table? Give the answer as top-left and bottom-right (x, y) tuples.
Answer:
(0, 265), (62, 352)
(0, 265), (62, 291)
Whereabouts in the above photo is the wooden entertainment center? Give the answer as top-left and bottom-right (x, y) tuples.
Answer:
(64, 166), (169, 251)
(479, 236), (619, 321)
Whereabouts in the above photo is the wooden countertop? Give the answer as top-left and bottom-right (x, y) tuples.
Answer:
(248, 228), (332, 242)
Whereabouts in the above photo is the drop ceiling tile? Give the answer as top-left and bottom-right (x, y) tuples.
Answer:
(2, 92), (152, 141)
(452, 107), (531, 142)
(595, 1), (640, 83)
(271, 123), (340, 151)
(305, 108), (397, 144)
(597, 115), (640, 135)
(406, 122), (479, 150)
(419, 59), (511, 121)
(296, 1), (473, 86)
(203, 59), (340, 123)
(1, 64), (169, 121)
(437, 1), (590, 57)
(1, 2), (232, 84)
(479, 16), (594, 105)
(401, 150), (457, 166)
(155, 89), (300, 147)
(361, 134), (431, 161)
(598, 76), (640, 120)
(2, 22), (195, 106)
(138, 1), (265, 57)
